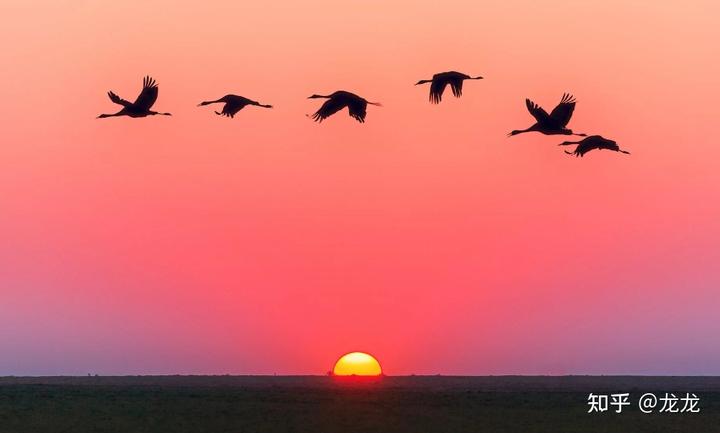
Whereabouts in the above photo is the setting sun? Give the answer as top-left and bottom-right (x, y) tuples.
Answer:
(332, 352), (383, 376)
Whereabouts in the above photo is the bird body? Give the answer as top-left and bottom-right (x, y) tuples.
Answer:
(308, 90), (381, 123)
(98, 76), (171, 118)
(198, 94), (272, 118)
(415, 71), (483, 104)
(509, 93), (584, 136)
(559, 135), (630, 157)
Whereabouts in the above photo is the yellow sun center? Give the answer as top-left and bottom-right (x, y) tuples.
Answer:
(333, 352), (382, 376)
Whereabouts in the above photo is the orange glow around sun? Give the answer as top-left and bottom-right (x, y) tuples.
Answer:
(332, 352), (382, 376)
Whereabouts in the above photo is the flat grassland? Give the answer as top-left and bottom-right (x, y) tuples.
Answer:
(1, 376), (718, 433)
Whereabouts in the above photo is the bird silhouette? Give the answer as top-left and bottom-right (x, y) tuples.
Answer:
(559, 135), (630, 157)
(308, 91), (381, 123)
(415, 71), (483, 104)
(508, 93), (585, 136)
(97, 76), (171, 118)
(198, 94), (272, 118)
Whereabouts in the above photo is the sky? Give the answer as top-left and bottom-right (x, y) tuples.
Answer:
(1, 0), (719, 375)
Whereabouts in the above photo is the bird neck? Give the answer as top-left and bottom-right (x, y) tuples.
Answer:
(97, 112), (121, 118)
(510, 126), (534, 136)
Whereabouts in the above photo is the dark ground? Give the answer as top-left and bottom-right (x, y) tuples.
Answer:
(1, 376), (718, 433)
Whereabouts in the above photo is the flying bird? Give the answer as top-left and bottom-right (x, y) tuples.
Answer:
(508, 93), (585, 136)
(198, 94), (272, 118)
(559, 135), (630, 157)
(308, 91), (381, 123)
(415, 71), (483, 104)
(97, 76), (171, 118)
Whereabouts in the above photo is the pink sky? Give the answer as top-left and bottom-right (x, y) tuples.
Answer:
(1, 0), (719, 375)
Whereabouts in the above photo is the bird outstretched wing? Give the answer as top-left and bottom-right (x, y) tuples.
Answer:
(429, 78), (449, 104)
(549, 93), (576, 127)
(133, 76), (159, 110)
(107, 91), (131, 107)
(311, 98), (346, 122)
(525, 99), (551, 123)
(565, 147), (586, 157)
(347, 99), (369, 123)
(571, 141), (594, 157)
(216, 105), (239, 118)
(217, 100), (245, 118)
(449, 77), (464, 98)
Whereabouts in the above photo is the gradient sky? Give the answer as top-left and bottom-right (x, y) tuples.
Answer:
(1, 0), (719, 375)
